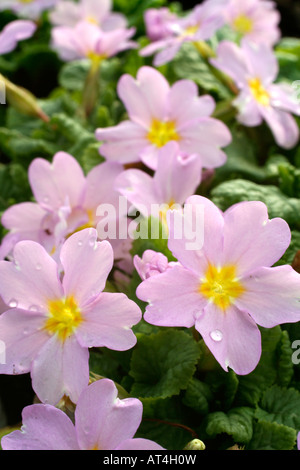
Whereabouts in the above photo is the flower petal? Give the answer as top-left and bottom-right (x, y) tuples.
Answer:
(0, 308), (48, 375)
(117, 66), (169, 126)
(236, 265), (300, 328)
(28, 152), (86, 211)
(137, 264), (206, 327)
(0, 240), (63, 312)
(60, 228), (114, 308)
(1, 404), (78, 450)
(76, 292), (141, 350)
(75, 379), (143, 450)
(222, 201), (291, 276)
(195, 303), (262, 375)
(31, 334), (89, 405)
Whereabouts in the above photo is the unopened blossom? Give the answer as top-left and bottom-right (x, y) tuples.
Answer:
(96, 66), (231, 170)
(0, 0), (58, 19)
(205, 0), (281, 46)
(51, 20), (136, 63)
(114, 142), (202, 222)
(1, 379), (164, 450)
(144, 7), (178, 42)
(0, 20), (36, 55)
(50, 0), (127, 31)
(0, 152), (126, 263)
(139, 3), (224, 66)
(0, 229), (141, 405)
(136, 196), (300, 375)
(134, 250), (178, 281)
(210, 39), (300, 149)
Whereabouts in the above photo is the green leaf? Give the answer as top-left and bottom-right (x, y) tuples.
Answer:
(129, 329), (201, 398)
(235, 327), (282, 407)
(170, 43), (232, 99)
(182, 378), (212, 415)
(255, 385), (300, 430)
(211, 179), (300, 229)
(205, 407), (254, 443)
(247, 420), (296, 450)
(276, 330), (294, 387)
(136, 396), (198, 451)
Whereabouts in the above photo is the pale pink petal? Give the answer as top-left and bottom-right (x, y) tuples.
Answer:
(168, 80), (216, 125)
(153, 142), (202, 204)
(28, 152), (86, 211)
(117, 67), (170, 126)
(167, 195), (224, 275)
(242, 39), (278, 86)
(195, 303), (262, 375)
(114, 168), (158, 217)
(269, 83), (300, 115)
(233, 90), (263, 126)
(60, 229), (114, 308)
(1, 404), (79, 450)
(96, 121), (148, 164)
(137, 265), (206, 327)
(210, 40), (249, 88)
(116, 438), (165, 450)
(76, 292), (141, 350)
(222, 201), (291, 276)
(236, 265), (300, 328)
(179, 118), (231, 168)
(31, 334), (89, 405)
(83, 161), (124, 212)
(0, 308), (48, 375)
(75, 379), (143, 450)
(260, 105), (299, 149)
(0, 241), (63, 312)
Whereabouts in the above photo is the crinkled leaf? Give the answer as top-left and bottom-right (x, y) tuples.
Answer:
(247, 420), (296, 450)
(205, 407), (254, 443)
(129, 329), (201, 398)
(211, 179), (300, 229)
(255, 385), (300, 430)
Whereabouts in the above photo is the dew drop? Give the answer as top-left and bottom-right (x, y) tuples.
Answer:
(43, 196), (50, 204)
(36, 263), (42, 271)
(29, 305), (39, 312)
(8, 299), (18, 308)
(210, 329), (223, 342)
(78, 240), (83, 247)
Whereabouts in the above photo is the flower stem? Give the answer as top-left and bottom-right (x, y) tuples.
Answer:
(82, 59), (102, 118)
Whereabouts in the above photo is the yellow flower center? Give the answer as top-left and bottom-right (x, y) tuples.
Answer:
(248, 78), (270, 106)
(159, 199), (176, 226)
(87, 51), (106, 66)
(19, 0), (34, 3)
(147, 120), (180, 148)
(85, 16), (99, 25)
(199, 264), (245, 311)
(181, 25), (199, 38)
(44, 296), (83, 342)
(232, 15), (254, 35)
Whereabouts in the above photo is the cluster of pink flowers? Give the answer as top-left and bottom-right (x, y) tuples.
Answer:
(50, 0), (137, 63)
(0, 0), (300, 451)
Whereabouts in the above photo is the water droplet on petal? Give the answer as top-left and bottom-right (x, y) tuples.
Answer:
(210, 329), (223, 342)
(36, 263), (42, 271)
(8, 299), (18, 308)
(29, 305), (39, 312)
(43, 196), (49, 204)
(78, 240), (83, 247)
